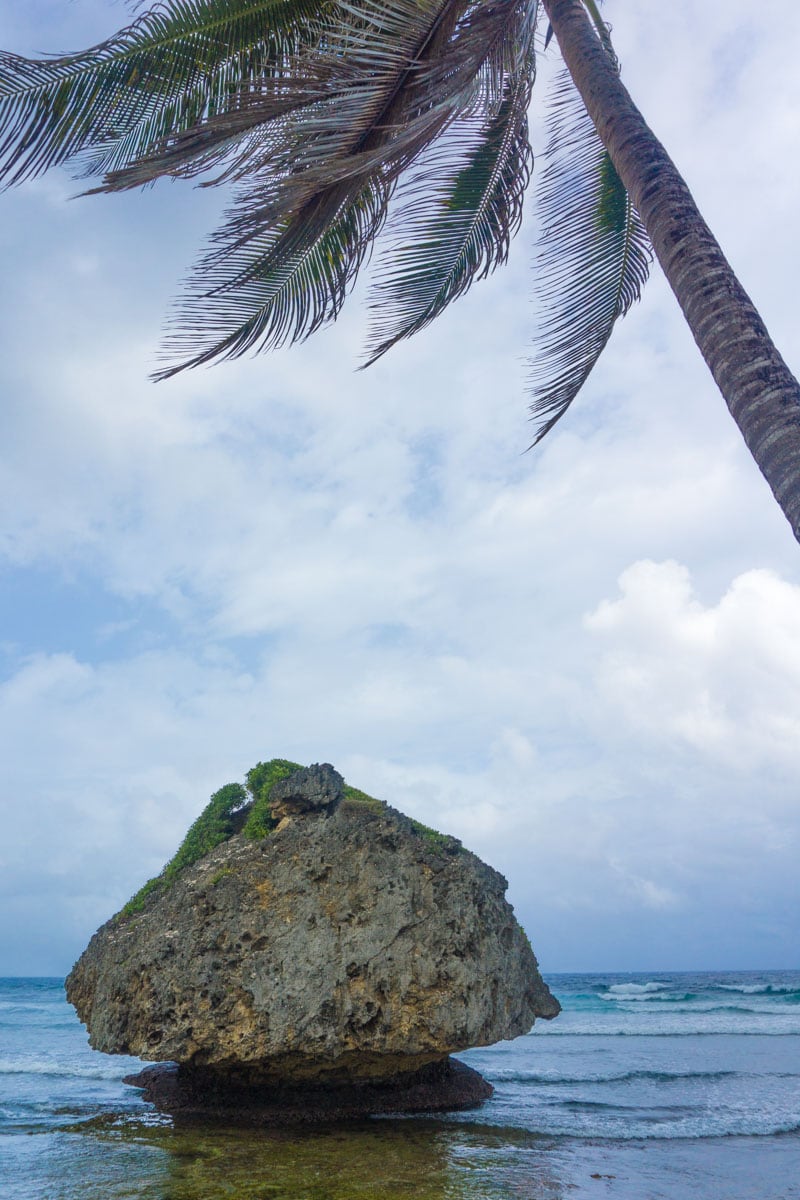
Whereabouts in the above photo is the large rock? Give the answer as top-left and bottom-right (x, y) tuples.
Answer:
(269, 762), (344, 824)
(67, 763), (558, 1113)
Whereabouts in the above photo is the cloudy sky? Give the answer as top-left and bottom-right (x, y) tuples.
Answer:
(1, 0), (798, 977)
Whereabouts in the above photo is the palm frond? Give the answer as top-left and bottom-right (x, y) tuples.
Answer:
(98, 0), (489, 193)
(364, 1), (535, 362)
(528, 66), (652, 442)
(0, 0), (329, 186)
(2, 0), (548, 378)
(154, 177), (392, 377)
(153, 0), (526, 376)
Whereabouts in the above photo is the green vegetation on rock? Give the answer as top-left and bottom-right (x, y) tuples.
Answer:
(118, 876), (164, 918)
(340, 785), (457, 852)
(116, 757), (458, 921)
(119, 782), (247, 918)
(210, 867), (234, 887)
(166, 783), (248, 876)
(242, 758), (303, 839)
(409, 819), (460, 853)
(117, 761), (304, 919)
(341, 785), (385, 814)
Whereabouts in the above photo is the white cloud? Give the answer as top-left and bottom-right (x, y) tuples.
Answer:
(0, 0), (799, 973)
(585, 561), (800, 770)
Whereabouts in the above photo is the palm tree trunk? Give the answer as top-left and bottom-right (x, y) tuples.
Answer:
(541, 0), (800, 544)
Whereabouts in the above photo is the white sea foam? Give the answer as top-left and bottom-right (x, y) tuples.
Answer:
(601, 982), (671, 1000)
(490, 1068), (737, 1085)
(0, 1001), (54, 1013)
(719, 983), (799, 996)
(0, 1056), (131, 1081)
(3, 974), (800, 1162)
(530, 1007), (800, 1036)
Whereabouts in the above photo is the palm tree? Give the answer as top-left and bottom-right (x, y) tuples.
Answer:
(542, 0), (800, 539)
(1, 0), (798, 538)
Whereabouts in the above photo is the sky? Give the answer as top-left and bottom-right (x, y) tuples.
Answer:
(0, 0), (799, 977)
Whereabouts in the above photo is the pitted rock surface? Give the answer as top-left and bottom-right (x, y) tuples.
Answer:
(270, 762), (344, 824)
(67, 783), (559, 1086)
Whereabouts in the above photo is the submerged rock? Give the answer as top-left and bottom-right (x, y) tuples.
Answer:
(67, 761), (558, 1118)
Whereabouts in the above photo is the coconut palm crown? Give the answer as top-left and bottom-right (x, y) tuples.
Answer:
(0, 0), (650, 442)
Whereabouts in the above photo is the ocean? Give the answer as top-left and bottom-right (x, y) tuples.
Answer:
(2, 970), (799, 1198)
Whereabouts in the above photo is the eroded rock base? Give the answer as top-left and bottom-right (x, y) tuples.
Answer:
(123, 1056), (493, 1125)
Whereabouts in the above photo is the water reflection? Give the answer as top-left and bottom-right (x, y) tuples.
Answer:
(54, 1116), (567, 1200)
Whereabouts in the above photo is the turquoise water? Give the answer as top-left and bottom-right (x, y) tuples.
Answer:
(2, 972), (799, 1197)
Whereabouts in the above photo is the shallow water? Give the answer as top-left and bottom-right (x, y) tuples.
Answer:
(2, 973), (799, 1198)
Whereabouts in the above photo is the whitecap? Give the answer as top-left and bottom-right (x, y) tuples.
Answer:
(0, 1056), (135, 1081)
(718, 983), (800, 996)
(602, 982), (671, 1000)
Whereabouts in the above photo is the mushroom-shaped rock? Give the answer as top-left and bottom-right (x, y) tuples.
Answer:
(66, 763), (559, 1117)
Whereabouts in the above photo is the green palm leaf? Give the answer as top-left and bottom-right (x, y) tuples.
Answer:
(97, 0), (457, 194)
(154, 177), (393, 377)
(527, 65), (652, 442)
(363, 4), (535, 364)
(107, 0), (517, 196)
(0, 0), (329, 185)
(153, 0), (533, 377)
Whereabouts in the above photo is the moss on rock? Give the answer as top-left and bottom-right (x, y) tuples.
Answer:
(408, 818), (460, 854)
(116, 759), (460, 922)
(242, 759), (303, 839)
(341, 784), (386, 814)
(119, 782), (248, 918)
